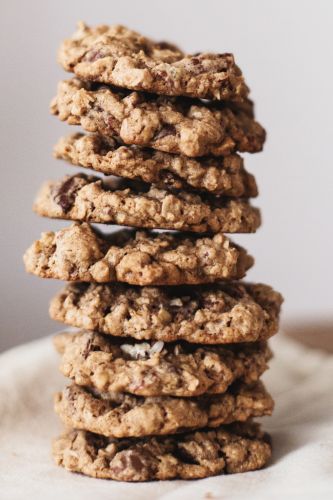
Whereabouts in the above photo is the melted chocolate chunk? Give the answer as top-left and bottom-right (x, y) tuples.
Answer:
(53, 175), (84, 212)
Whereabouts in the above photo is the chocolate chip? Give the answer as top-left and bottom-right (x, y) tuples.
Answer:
(154, 124), (176, 140)
(174, 445), (198, 465)
(128, 451), (146, 472)
(115, 450), (147, 474)
(86, 431), (108, 450)
(53, 175), (83, 212)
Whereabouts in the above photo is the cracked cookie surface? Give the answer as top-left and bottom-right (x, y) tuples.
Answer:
(58, 22), (249, 101)
(54, 382), (273, 438)
(54, 330), (271, 397)
(50, 282), (282, 343)
(50, 78), (265, 157)
(34, 173), (261, 233)
(24, 222), (253, 285)
(54, 133), (258, 197)
(52, 423), (271, 480)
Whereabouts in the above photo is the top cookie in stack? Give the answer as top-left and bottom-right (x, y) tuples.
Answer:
(57, 22), (249, 101)
(23, 22), (283, 482)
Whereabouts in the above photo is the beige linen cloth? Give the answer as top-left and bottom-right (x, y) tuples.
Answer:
(0, 333), (333, 500)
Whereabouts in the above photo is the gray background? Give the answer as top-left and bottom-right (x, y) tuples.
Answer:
(1, 0), (332, 351)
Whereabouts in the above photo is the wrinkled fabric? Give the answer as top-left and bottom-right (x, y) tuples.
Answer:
(0, 333), (332, 500)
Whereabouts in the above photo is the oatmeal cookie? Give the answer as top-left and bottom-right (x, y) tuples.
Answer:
(52, 422), (271, 480)
(50, 78), (265, 157)
(54, 133), (258, 197)
(58, 22), (249, 101)
(24, 223), (252, 285)
(33, 173), (260, 233)
(50, 282), (282, 343)
(54, 382), (273, 437)
(54, 330), (271, 397)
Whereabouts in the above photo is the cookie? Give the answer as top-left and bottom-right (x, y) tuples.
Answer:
(54, 330), (271, 397)
(50, 78), (265, 157)
(54, 133), (258, 197)
(52, 422), (272, 480)
(54, 382), (273, 438)
(24, 223), (253, 285)
(58, 22), (249, 102)
(50, 282), (282, 343)
(33, 174), (261, 233)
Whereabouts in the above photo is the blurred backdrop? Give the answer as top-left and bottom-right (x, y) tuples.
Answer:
(1, 0), (332, 351)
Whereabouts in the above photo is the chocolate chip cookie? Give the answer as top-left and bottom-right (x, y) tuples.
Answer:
(54, 382), (273, 438)
(54, 330), (271, 397)
(50, 78), (265, 157)
(24, 223), (253, 285)
(58, 22), (249, 101)
(34, 173), (260, 233)
(54, 133), (258, 197)
(50, 282), (282, 343)
(52, 423), (271, 480)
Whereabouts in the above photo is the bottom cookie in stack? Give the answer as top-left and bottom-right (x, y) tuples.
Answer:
(52, 422), (272, 481)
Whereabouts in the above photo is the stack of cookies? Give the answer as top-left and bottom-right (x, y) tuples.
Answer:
(24, 23), (283, 482)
